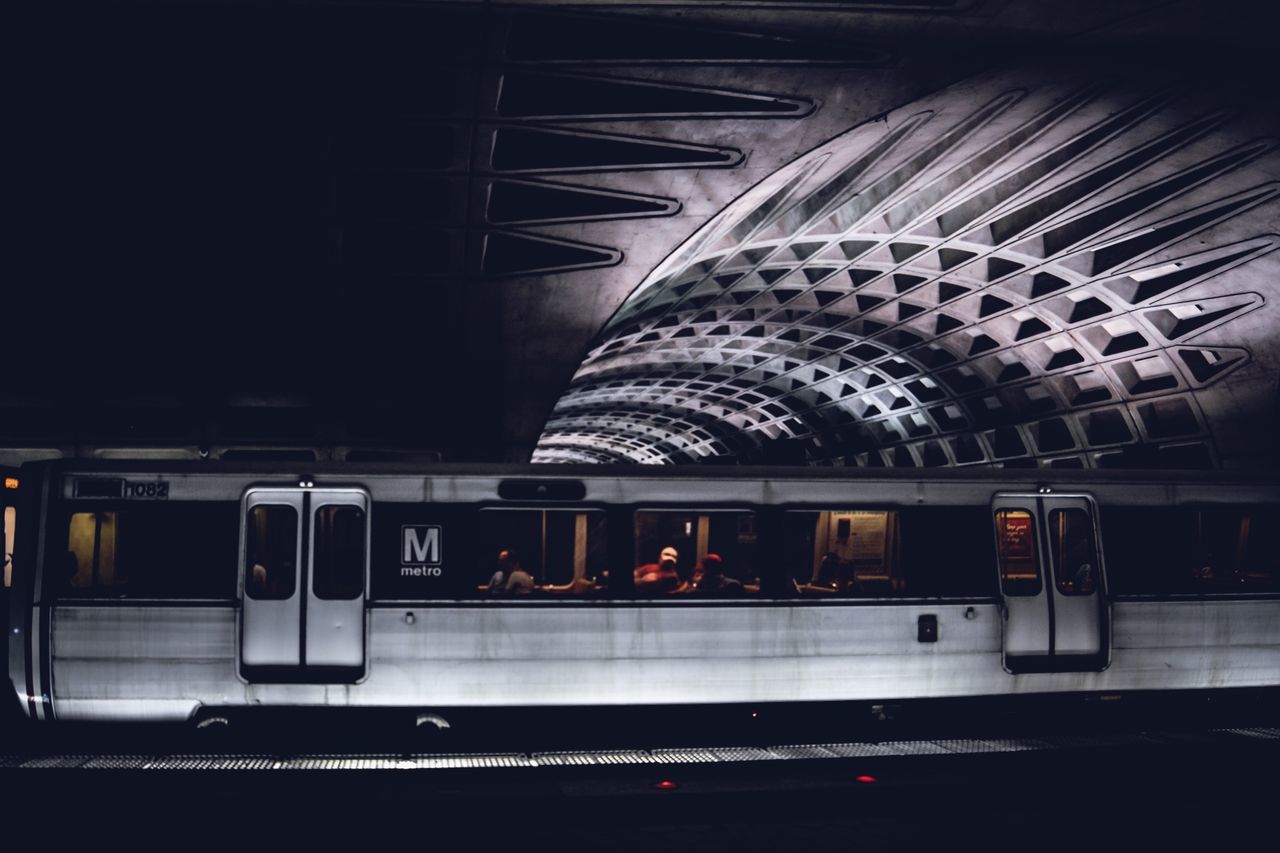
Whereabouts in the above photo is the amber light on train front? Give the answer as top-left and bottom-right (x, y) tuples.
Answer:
(3, 477), (17, 489)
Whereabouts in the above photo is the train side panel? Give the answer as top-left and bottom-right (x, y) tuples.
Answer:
(45, 598), (1280, 720)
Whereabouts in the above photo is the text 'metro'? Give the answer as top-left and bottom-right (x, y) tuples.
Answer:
(401, 525), (443, 577)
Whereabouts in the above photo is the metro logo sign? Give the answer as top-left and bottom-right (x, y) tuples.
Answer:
(402, 525), (442, 568)
(401, 525), (443, 578)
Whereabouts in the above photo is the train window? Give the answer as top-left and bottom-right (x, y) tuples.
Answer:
(60, 503), (239, 598)
(477, 509), (607, 596)
(4, 504), (15, 588)
(1048, 509), (1097, 596)
(899, 508), (999, 597)
(246, 505), (298, 601)
(67, 512), (122, 590)
(995, 509), (1042, 596)
(312, 505), (365, 600)
(633, 511), (758, 597)
(1103, 506), (1279, 595)
(784, 511), (900, 597)
(783, 508), (996, 598)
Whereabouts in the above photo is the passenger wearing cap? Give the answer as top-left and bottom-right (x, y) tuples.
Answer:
(634, 545), (680, 593)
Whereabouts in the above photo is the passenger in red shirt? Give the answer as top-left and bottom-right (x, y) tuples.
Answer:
(634, 546), (680, 593)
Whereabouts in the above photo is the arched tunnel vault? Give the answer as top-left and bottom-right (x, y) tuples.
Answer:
(535, 69), (1280, 469)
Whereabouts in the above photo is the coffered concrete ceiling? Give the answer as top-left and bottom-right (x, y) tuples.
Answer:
(536, 67), (1280, 469)
(6, 0), (1276, 468)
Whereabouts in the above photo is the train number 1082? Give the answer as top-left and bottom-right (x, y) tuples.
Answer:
(122, 480), (170, 499)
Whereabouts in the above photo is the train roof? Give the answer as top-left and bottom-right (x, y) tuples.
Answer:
(18, 457), (1280, 486)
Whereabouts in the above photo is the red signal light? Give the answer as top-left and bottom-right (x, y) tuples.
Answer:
(654, 780), (679, 790)
(856, 775), (877, 784)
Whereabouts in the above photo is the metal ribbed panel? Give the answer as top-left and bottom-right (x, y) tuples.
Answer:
(411, 754), (535, 769)
(768, 744), (841, 760)
(81, 756), (151, 769)
(145, 756), (280, 770)
(22, 756), (92, 768)
(710, 746), (777, 762)
(873, 740), (953, 755)
(822, 742), (902, 758)
(532, 751), (602, 766)
(535, 750), (658, 766)
(286, 757), (404, 770)
(931, 738), (1050, 754)
(590, 750), (660, 765)
(650, 748), (721, 763)
(1217, 727), (1280, 740)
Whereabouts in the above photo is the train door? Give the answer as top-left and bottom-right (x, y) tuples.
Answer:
(992, 492), (1108, 673)
(240, 486), (369, 682)
(2, 473), (15, 679)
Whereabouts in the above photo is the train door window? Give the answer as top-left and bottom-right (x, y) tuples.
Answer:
(67, 511), (121, 590)
(477, 509), (607, 596)
(246, 505), (298, 600)
(633, 511), (758, 597)
(1048, 509), (1098, 595)
(313, 505), (366, 600)
(4, 504), (14, 588)
(995, 509), (1042, 596)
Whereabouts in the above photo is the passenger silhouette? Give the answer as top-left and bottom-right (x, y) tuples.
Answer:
(488, 548), (534, 594)
(691, 553), (743, 596)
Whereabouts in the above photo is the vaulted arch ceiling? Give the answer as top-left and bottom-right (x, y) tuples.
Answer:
(537, 69), (1280, 469)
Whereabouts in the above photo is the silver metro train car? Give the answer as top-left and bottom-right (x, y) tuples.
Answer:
(5, 460), (1278, 723)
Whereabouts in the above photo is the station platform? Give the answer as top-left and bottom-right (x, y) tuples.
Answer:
(3, 724), (1275, 848)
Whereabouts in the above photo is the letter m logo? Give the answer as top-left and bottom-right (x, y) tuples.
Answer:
(402, 525), (441, 565)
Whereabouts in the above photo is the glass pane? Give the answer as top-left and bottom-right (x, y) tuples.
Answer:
(246, 505), (297, 600)
(633, 511), (758, 597)
(786, 507), (997, 598)
(1103, 506), (1279, 595)
(65, 512), (121, 591)
(784, 510), (900, 597)
(1049, 508), (1097, 596)
(313, 505), (366, 600)
(1241, 509), (1280, 591)
(899, 507), (999, 597)
(59, 505), (238, 598)
(995, 509), (1041, 596)
(477, 509), (607, 596)
(4, 505), (15, 588)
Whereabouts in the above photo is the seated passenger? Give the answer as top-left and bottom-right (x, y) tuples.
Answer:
(799, 552), (848, 595)
(488, 549), (535, 594)
(816, 551), (844, 587)
(634, 546), (680, 593)
(1072, 561), (1095, 594)
(250, 562), (268, 596)
(690, 553), (743, 596)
